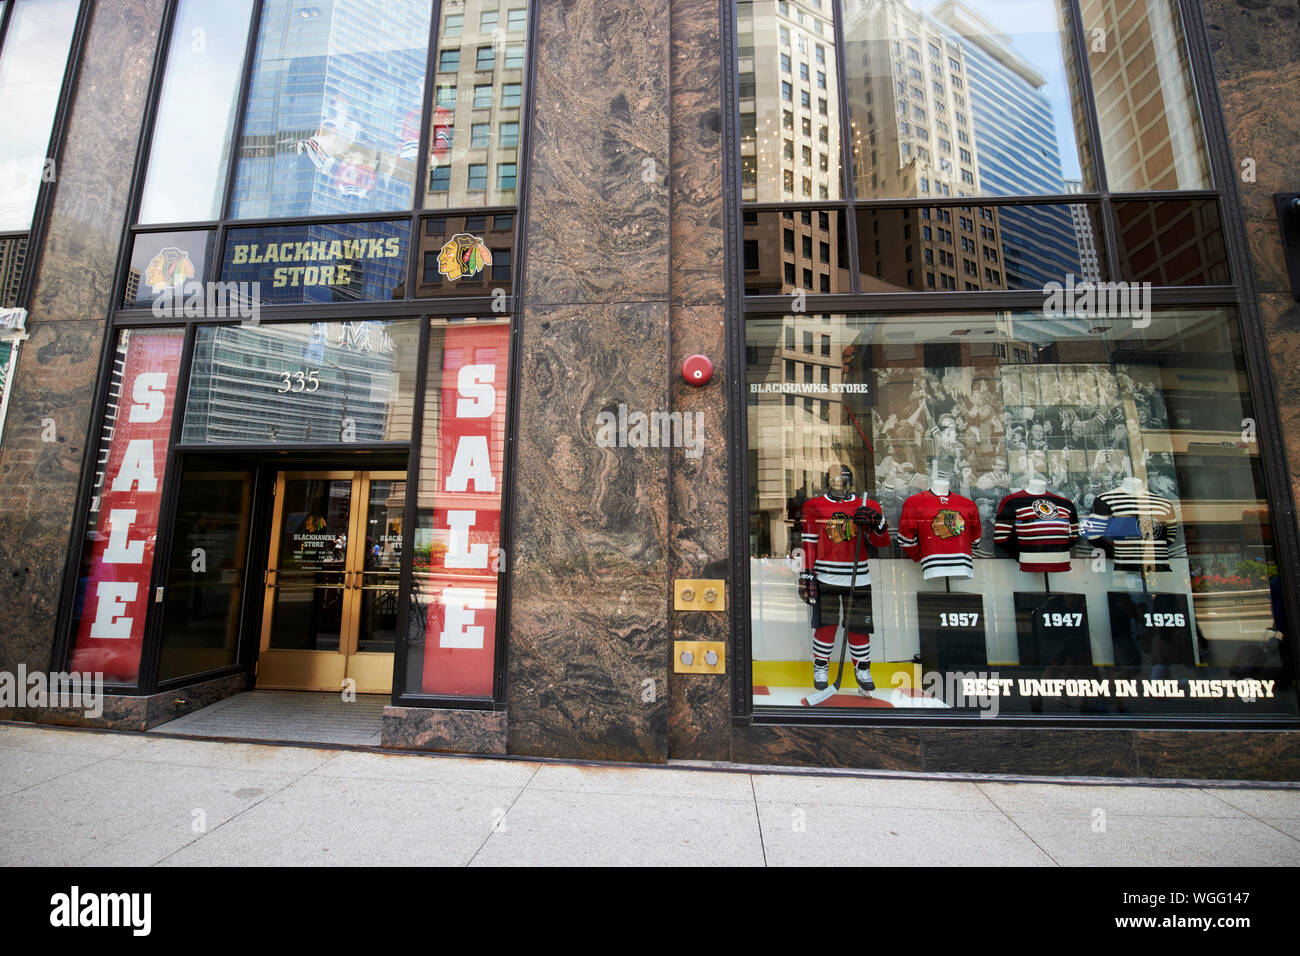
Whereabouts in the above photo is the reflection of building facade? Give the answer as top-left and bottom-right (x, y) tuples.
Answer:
(181, 321), (417, 444)
(0, 238), (25, 308)
(230, 0), (431, 218)
(931, 0), (1088, 289)
(1063, 178), (1102, 283)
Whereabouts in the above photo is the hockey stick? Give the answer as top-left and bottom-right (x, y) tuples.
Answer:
(801, 513), (863, 706)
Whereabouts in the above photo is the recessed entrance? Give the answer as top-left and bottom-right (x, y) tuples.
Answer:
(256, 470), (404, 694)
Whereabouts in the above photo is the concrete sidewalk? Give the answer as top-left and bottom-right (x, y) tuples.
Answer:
(2, 723), (1298, 866)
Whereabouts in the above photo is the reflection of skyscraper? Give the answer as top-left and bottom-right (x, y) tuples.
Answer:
(841, 0), (1009, 292)
(0, 238), (26, 308)
(930, 0), (1086, 290)
(1064, 178), (1101, 282)
(230, 0), (431, 219)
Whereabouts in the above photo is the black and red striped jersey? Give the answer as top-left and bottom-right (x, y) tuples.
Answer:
(800, 494), (891, 587)
(897, 490), (982, 580)
(994, 490), (1080, 573)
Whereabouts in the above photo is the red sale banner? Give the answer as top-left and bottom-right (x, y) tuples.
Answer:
(420, 323), (509, 696)
(70, 329), (184, 682)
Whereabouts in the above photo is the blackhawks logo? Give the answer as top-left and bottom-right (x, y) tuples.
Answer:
(1031, 498), (1062, 520)
(304, 514), (327, 533)
(437, 233), (492, 281)
(825, 512), (856, 544)
(931, 509), (965, 540)
(144, 247), (195, 294)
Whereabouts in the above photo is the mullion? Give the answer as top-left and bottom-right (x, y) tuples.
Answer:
(406, 0), (444, 302)
(828, 0), (860, 293)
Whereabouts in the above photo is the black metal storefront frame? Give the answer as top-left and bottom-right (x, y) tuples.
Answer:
(46, 0), (542, 714)
(720, 0), (1300, 731)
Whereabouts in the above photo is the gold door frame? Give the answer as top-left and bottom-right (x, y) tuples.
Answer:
(257, 470), (402, 694)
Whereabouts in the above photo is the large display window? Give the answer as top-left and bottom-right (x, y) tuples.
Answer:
(746, 310), (1297, 716)
(734, 0), (1298, 721)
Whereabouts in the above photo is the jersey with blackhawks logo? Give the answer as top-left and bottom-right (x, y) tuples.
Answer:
(801, 494), (892, 587)
(897, 489), (982, 580)
(993, 490), (1080, 573)
(1082, 488), (1178, 573)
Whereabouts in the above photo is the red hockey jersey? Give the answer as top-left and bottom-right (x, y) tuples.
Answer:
(800, 494), (891, 587)
(897, 490), (982, 580)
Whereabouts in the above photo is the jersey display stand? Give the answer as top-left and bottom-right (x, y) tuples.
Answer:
(916, 591), (987, 672)
(1013, 591), (1091, 665)
(1106, 591), (1195, 667)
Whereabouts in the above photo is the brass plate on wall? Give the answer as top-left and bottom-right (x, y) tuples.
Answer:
(674, 579), (725, 611)
(674, 641), (725, 674)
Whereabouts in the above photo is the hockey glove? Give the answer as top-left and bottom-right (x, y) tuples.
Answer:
(853, 505), (886, 534)
(798, 571), (818, 605)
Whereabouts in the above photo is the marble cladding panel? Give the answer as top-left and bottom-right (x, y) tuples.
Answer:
(668, 304), (731, 760)
(1202, 0), (1300, 297)
(918, 728), (1141, 777)
(669, 0), (726, 308)
(1133, 730), (1300, 780)
(382, 706), (509, 755)
(144, 673), (249, 728)
(506, 302), (672, 762)
(522, 0), (671, 307)
(0, 320), (106, 673)
(0, 671), (244, 732)
(28, 0), (165, 322)
(733, 725), (925, 771)
(1256, 294), (1300, 505)
(0, 0), (166, 675)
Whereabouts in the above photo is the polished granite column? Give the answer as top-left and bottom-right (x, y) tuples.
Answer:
(1200, 0), (1300, 508)
(507, 0), (674, 760)
(0, 1), (167, 674)
(667, 0), (733, 761)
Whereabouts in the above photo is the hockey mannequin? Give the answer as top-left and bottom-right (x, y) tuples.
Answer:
(798, 466), (891, 696)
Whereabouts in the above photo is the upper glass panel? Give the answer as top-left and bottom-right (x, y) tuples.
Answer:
(422, 1), (529, 209)
(229, 0), (432, 219)
(137, 0), (256, 225)
(838, 0), (1094, 200)
(181, 319), (419, 444)
(1082, 0), (1210, 191)
(737, 0), (845, 202)
(0, 0), (80, 231)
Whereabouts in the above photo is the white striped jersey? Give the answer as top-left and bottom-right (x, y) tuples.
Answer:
(994, 490), (1080, 573)
(898, 490), (982, 580)
(800, 494), (891, 587)
(1082, 489), (1177, 573)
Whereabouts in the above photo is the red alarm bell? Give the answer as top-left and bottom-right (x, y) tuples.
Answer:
(682, 354), (713, 387)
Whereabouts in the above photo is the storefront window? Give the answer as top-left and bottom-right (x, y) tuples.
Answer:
(403, 317), (510, 698)
(0, 0), (79, 232)
(229, 0), (433, 219)
(180, 319), (419, 445)
(136, 0), (255, 224)
(219, 220), (411, 304)
(122, 230), (216, 308)
(68, 328), (186, 685)
(746, 309), (1297, 716)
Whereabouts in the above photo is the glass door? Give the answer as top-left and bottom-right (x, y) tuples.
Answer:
(257, 470), (402, 693)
